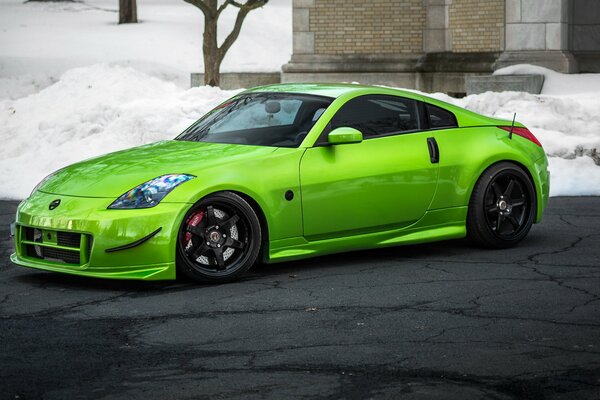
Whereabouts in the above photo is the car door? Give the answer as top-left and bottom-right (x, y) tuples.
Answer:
(299, 94), (439, 239)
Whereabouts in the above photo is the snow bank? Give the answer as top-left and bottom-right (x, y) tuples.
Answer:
(427, 88), (600, 196)
(0, 63), (599, 199)
(548, 157), (600, 196)
(494, 64), (600, 95)
(0, 64), (239, 198)
(429, 91), (600, 164)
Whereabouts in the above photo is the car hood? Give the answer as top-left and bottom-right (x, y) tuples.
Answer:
(38, 140), (277, 198)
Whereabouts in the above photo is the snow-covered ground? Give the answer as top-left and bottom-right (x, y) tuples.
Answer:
(0, 0), (291, 96)
(0, 1), (599, 199)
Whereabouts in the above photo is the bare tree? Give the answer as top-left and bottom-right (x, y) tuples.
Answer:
(119, 0), (137, 24)
(184, 0), (269, 87)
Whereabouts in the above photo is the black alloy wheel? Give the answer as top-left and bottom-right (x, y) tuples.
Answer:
(467, 162), (536, 248)
(176, 191), (262, 283)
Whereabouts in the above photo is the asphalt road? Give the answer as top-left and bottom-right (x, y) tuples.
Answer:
(1, 198), (600, 400)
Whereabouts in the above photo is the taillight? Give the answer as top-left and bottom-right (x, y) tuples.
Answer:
(498, 126), (542, 147)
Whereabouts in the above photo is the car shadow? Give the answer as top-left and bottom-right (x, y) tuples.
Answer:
(14, 271), (200, 293)
(12, 235), (536, 292)
(249, 238), (478, 276)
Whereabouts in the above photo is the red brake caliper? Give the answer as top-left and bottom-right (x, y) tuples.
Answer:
(183, 211), (204, 250)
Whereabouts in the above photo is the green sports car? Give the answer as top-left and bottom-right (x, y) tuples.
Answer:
(10, 83), (549, 283)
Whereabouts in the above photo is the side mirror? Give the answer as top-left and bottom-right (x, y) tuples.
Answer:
(327, 127), (363, 145)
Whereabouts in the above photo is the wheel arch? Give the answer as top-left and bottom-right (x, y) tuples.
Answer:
(182, 188), (271, 262)
(468, 158), (542, 223)
(175, 189), (266, 283)
(229, 190), (270, 262)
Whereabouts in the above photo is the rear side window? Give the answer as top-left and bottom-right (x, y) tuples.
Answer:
(426, 104), (457, 129)
(331, 95), (421, 139)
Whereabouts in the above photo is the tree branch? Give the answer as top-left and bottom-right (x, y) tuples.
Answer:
(230, 0), (268, 9)
(217, 0), (268, 60)
(217, 9), (248, 60)
(183, 0), (215, 18)
(217, 0), (267, 17)
(216, 0), (233, 16)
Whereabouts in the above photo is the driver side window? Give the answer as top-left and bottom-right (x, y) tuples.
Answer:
(330, 95), (421, 139)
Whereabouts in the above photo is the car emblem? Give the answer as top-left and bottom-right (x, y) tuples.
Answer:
(49, 199), (61, 210)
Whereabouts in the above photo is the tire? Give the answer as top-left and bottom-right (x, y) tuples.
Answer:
(176, 191), (262, 283)
(467, 162), (536, 248)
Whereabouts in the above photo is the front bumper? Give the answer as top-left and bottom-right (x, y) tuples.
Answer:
(10, 190), (189, 280)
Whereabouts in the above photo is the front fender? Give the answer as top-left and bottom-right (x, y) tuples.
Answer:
(164, 147), (305, 241)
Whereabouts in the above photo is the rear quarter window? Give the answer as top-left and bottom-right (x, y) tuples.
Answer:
(426, 104), (458, 129)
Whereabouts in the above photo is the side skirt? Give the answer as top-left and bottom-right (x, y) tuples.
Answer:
(267, 206), (467, 263)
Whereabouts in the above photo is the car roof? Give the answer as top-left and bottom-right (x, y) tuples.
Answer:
(242, 83), (422, 100)
(242, 82), (518, 129)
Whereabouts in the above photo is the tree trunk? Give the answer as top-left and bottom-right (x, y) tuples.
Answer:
(119, 0), (137, 24)
(203, 15), (221, 87)
(183, 0), (266, 87)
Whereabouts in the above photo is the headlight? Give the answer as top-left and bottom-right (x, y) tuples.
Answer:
(108, 174), (195, 209)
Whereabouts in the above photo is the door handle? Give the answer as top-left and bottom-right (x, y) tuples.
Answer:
(427, 137), (439, 164)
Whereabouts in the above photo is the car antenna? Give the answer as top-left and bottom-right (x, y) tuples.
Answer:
(509, 113), (516, 140)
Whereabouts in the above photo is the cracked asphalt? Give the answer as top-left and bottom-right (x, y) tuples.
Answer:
(1, 197), (600, 400)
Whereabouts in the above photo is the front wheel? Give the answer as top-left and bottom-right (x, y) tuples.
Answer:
(467, 162), (536, 248)
(176, 192), (262, 283)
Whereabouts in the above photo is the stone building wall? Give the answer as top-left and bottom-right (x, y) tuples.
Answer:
(448, 0), (505, 52)
(282, 0), (600, 93)
(497, 0), (576, 72)
(309, 0), (425, 55)
(571, 0), (600, 72)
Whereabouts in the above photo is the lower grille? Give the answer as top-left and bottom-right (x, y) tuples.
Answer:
(57, 231), (81, 248)
(26, 244), (81, 264)
(20, 226), (91, 266)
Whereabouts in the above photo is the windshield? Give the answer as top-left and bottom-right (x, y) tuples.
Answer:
(176, 93), (333, 148)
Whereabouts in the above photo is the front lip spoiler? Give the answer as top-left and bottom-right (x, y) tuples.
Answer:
(105, 227), (162, 253)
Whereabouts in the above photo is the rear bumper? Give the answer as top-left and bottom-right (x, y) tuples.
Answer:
(10, 191), (189, 280)
(533, 155), (550, 223)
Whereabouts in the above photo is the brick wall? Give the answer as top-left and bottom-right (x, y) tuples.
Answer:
(449, 0), (505, 52)
(309, 0), (425, 55)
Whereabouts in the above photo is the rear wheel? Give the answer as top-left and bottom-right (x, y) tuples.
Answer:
(467, 162), (536, 248)
(176, 192), (261, 283)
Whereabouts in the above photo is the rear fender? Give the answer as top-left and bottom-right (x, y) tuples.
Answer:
(429, 127), (547, 223)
